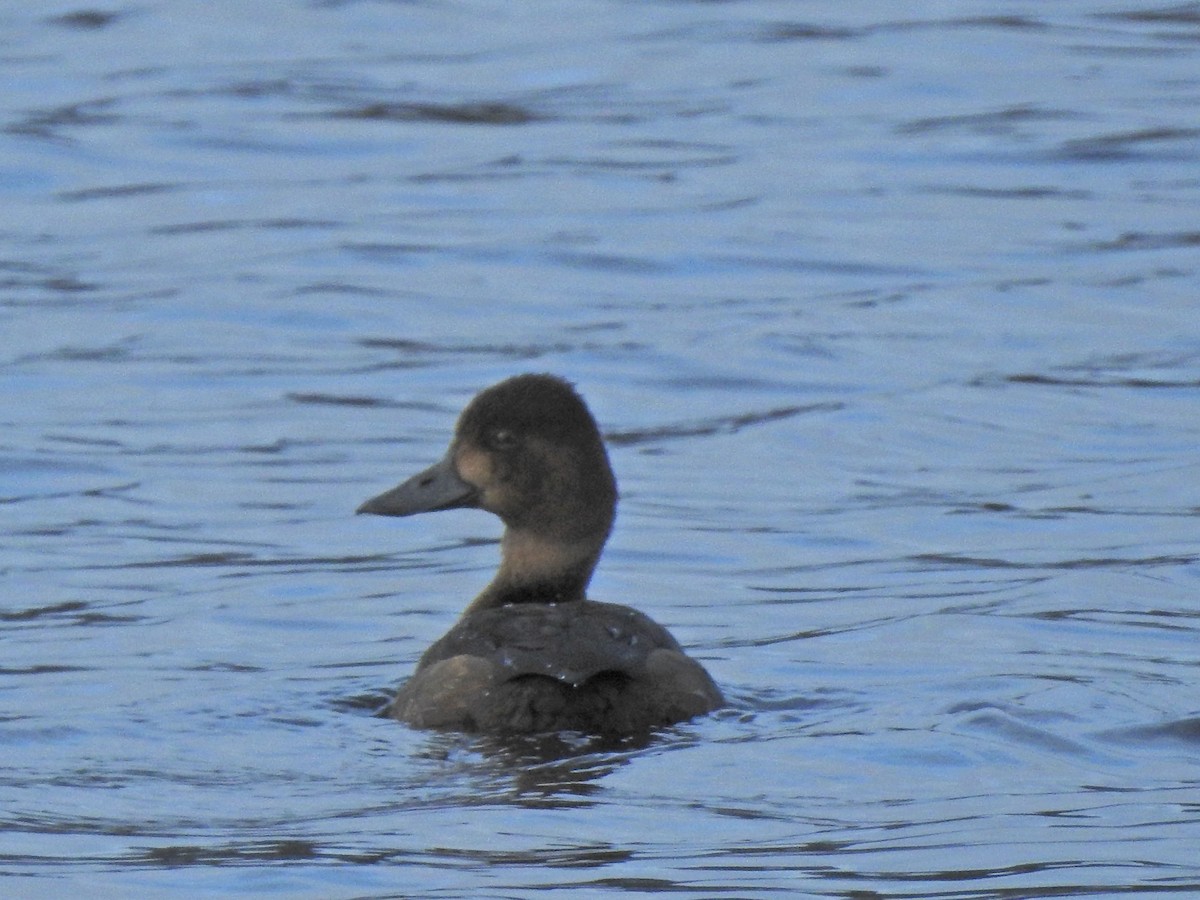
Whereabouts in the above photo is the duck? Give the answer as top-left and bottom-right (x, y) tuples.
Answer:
(357, 373), (723, 736)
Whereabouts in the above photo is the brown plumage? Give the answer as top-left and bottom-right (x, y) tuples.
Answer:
(358, 374), (722, 736)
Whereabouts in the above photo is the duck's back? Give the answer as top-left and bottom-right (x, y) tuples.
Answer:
(389, 600), (722, 735)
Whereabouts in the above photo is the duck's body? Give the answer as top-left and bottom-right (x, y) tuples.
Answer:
(393, 599), (717, 734)
(358, 374), (722, 737)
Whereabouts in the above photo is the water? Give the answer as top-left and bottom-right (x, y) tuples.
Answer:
(3, 1), (1199, 896)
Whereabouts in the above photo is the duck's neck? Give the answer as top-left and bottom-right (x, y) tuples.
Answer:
(466, 528), (605, 611)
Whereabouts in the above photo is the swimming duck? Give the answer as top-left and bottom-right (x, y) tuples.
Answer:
(357, 373), (723, 736)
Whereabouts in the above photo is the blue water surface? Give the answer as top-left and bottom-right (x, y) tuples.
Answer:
(3, 2), (1199, 897)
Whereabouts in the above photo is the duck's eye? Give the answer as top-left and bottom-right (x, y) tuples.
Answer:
(487, 428), (519, 451)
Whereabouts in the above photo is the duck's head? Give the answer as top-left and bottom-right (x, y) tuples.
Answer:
(358, 374), (618, 604)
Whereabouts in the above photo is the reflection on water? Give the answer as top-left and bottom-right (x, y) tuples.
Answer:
(3, 0), (1200, 896)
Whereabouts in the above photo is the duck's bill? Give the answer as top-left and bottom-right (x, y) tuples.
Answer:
(356, 454), (478, 517)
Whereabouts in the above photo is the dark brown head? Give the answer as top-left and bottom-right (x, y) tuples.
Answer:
(357, 374), (618, 602)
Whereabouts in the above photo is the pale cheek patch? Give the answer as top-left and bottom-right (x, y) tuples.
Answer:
(454, 445), (494, 490)
(456, 444), (515, 512)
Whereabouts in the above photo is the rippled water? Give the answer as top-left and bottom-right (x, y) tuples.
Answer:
(4, 1), (1200, 897)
